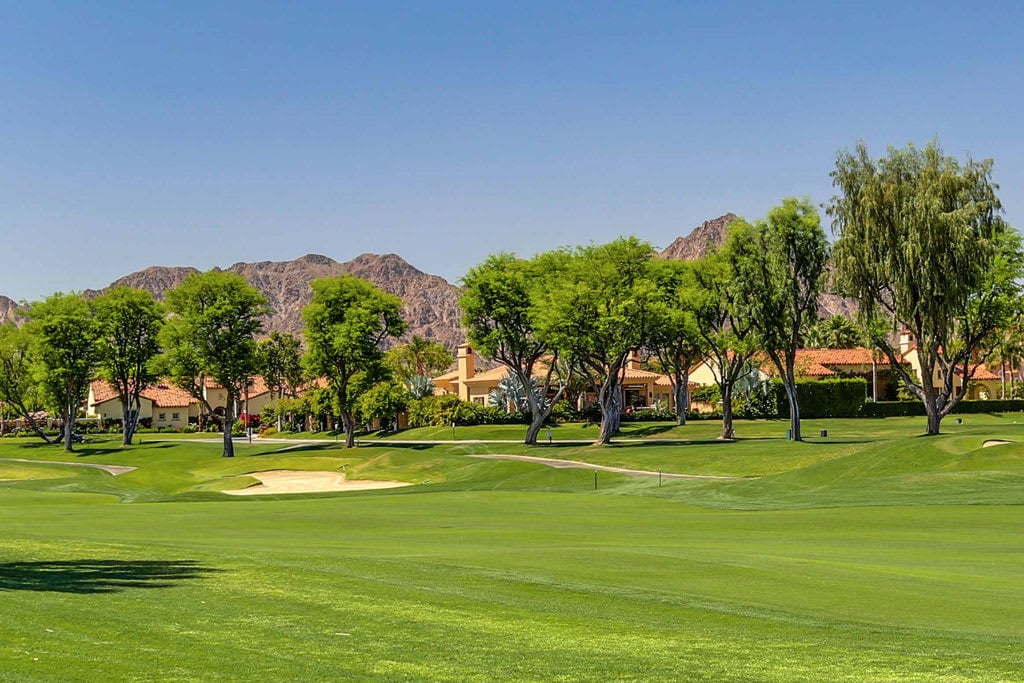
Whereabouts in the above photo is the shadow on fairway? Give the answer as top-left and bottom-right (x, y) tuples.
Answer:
(0, 559), (222, 594)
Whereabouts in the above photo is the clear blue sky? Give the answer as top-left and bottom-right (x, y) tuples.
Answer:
(2, 1), (1022, 300)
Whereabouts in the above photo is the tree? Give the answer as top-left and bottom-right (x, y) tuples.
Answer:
(728, 199), (829, 441)
(94, 287), (164, 445)
(29, 293), (101, 451)
(302, 275), (406, 448)
(804, 315), (861, 349)
(256, 331), (304, 431)
(160, 271), (269, 457)
(384, 336), (454, 385)
(536, 238), (657, 445)
(829, 140), (1023, 435)
(460, 252), (571, 445)
(691, 250), (759, 440)
(648, 260), (705, 425)
(357, 380), (409, 430)
(0, 323), (53, 442)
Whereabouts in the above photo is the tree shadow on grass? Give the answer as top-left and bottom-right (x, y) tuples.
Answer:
(0, 559), (222, 593)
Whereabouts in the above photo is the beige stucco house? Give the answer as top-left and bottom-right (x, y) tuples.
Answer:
(434, 344), (681, 411)
(87, 375), (276, 429)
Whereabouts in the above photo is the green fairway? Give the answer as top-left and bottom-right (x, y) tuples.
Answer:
(3, 415), (1024, 680)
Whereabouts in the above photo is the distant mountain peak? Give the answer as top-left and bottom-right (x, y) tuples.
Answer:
(659, 213), (740, 261)
(65, 253), (464, 349)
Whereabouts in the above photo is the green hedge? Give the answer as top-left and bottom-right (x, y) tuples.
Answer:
(774, 378), (868, 419)
(862, 399), (1024, 418)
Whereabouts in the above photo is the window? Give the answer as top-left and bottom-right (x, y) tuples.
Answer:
(172, 412), (179, 420)
(158, 413), (166, 421)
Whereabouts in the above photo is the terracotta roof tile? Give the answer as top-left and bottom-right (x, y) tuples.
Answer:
(90, 379), (197, 408)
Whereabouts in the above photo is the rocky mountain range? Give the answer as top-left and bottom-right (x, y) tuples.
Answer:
(0, 295), (23, 325)
(0, 213), (855, 344)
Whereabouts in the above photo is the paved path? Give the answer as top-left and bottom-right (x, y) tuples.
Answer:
(465, 453), (751, 480)
(0, 458), (137, 476)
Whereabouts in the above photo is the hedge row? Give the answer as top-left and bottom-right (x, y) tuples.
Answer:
(773, 378), (868, 419)
(862, 399), (1024, 417)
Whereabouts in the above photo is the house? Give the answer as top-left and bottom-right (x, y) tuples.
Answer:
(86, 380), (201, 430)
(898, 332), (1001, 400)
(688, 339), (1002, 404)
(86, 376), (277, 429)
(433, 344), (680, 411)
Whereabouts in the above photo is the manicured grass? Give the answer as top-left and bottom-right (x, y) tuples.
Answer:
(3, 416), (1024, 680)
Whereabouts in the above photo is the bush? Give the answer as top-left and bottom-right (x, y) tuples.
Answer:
(182, 425), (198, 434)
(406, 395), (531, 427)
(621, 408), (677, 422)
(547, 399), (574, 424)
(774, 378), (868, 419)
(862, 399), (1024, 418)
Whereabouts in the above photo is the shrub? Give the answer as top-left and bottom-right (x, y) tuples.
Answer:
(862, 399), (1024, 418)
(774, 378), (868, 419)
(547, 399), (574, 424)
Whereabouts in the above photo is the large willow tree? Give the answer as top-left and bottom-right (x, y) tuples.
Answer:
(829, 140), (1022, 435)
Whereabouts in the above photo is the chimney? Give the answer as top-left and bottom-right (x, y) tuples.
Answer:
(457, 344), (475, 401)
(627, 349), (642, 371)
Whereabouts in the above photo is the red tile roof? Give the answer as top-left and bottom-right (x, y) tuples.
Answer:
(90, 379), (196, 408)
(959, 364), (1000, 381)
(795, 348), (881, 365)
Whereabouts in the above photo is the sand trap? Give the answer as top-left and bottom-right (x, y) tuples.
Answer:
(224, 469), (411, 495)
(983, 439), (1012, 448)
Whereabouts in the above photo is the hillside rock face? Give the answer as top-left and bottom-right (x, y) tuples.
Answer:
(83, 253), (465, 349)
(0, 295), (24, 325)
(659, 213), (739, 261)
(658, 213), (857, 320)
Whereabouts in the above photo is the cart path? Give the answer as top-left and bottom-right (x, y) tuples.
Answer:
(466, 453), (753, 480)
(0, 458), (137, 476)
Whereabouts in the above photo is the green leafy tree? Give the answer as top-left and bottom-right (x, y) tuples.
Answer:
(536, 238), (657, 445)
(357, 380), (409, 430)
(384, 336), (454, 384)
(727, 199), (829, 441)
(302, 275), (406, 448)
(160, 271), (269, 456)
(0, 323), (52, 442)
(829, 140), (1022, 435)
(648, 260), (705, 425)
(804, 315), (861, 349)
(94, 287), (164, 445)
(256, 331), (304, 431)
(460, 252), (572, 445)
(691, 250), (759, 440)
(29, 293), (101, 451)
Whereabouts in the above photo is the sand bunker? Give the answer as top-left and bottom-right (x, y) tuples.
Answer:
(224, 469), (411, 495)
(983, 439), (1012, 448)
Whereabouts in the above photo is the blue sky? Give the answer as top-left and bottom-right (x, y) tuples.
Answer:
(2, 1), (1022, 300)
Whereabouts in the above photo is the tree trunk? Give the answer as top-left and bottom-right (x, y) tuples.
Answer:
(784, 378), (801, 441)
(920, 377), (943, 436)
(341, 411), (356, 448)
(596, 383), (621, 445)
(63, 404), (75, 452)
(720, 382), (734, 440)
(222, 417), (235, 457)
(120, 397), (135, 446)
(924, 403), (941, 436)
(673, 370), (689, 426)
(525, 418), (544, 445)
(16, 405), (54, 444)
